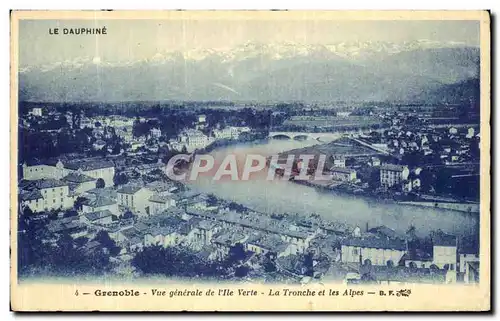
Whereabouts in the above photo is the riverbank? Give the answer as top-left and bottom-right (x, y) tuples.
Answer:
(397, 201), (479, 213)
(288, 177), (479, 214)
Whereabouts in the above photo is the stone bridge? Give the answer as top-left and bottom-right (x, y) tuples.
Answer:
(269, 131), (344, 142)
(269, 129), (383, 142)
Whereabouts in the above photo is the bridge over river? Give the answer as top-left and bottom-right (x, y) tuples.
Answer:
(269, 128), (386, 143)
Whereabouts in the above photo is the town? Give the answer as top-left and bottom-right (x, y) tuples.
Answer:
(17, 101), (480, 285)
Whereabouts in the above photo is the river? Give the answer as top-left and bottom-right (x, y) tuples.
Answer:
(188, 139), (479, 238)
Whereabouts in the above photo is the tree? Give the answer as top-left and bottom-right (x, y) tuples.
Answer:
(123, 210), (135, 220)
(263, 252), (277, 272)
(234, 265), (250, 278)
(74, 196), (88, 211)
(206, 194), (218, 207)
(93, 231), (121, 256)
(227, 243), (246, 265)
(113, 172), (129, 186)
(64, 209), (78, 218)
(96, 178), (105, 189)
(406, 225), (417, 242)
(132, 246), (226, 278)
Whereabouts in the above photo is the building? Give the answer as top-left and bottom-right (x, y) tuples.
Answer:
(466, 127), (475, 139)
(380, 164), (410, 188)
(19, 190), (44, 213)
(464, 261), (480, 284)
(22, 159), (115, 188)
(61, 172), (97, 196)
(431, 232), (458, 271)
(330, 167), (357, 182)
(80, 210), (114, 225)
(362, 265), (449, 285)
(332, 156), (346, 168)
(213, 126), (251, 140)
(244, 233), (292, 258)
(187, 219), (221, 250)
(117, 186), (153, 216)
(148, 194), (176, 216)
(150, 127), (162, 139)
(30, 107), (43, 117)
(92, 140), (106, 151)
(212, 230), (248, 260)
(402, 249), (433, 269)
(144, 226), (182, 248)
(176, 129), (214, 152)
(47, 216), (88, 239)
(82, 196), (119, 216)
(64, 160), (115, 187)
(370, 157), (381, 167)
(19, 179), (73, 212)
(22, 160), (65, 181)
(341, 236), (407, 266)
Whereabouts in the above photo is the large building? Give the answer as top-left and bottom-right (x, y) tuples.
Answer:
(330, 167), (357, 182)
(148, 194), (177, 216)
(19, 179), (74, 213)
(22, 159), (115, 188)
(341, 236), (407, 266)
(61, 172), (97, 197)
(379, 164), (410, 188)
(117, 186), (154, 216)
(431, 232), (458, 271)
(82, 196), (119, 216)
(175, 129), (214, 152)
(213, 126), (251, 140)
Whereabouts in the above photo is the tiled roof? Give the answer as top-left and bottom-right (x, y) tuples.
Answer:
(197, 220), (218, 231)
(84, 210), (113, 222)
(342, 236), (406, 251)
(20, 190), (43, 201)
(330, 167), (356, 174)
(368, 226), (398, 239)
(401, 249), (433, 262)
(186, 208), (314, 239)
(366, 265), (447, 284)
(148, 194), (174, 204)
(432, 231), (457, 247)
(117, 185), (143, 195)
(62, 172), (96, 183)
(64, 159), (114, 171)
(380, 164), (407, 172)
(31, 179), (68, 189)
(83, 197), (116, 208)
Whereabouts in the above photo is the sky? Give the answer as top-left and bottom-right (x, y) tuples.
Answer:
(18, 18), (480, 66)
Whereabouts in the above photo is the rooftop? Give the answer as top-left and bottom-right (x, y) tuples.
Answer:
(368, 226), (398, 239)
(342, 236), (406, 251)
(84, 210), (113, 222)
(64, 159), (115, 171)
(20, 190), (43, 201)
(62, 172), (96, 183)
(117, 185), (143, 195)
(83, 197), (116, 208)
(380, 164), (408, 172)
(365, 265), (447, 284)
(20, 178), (68, 190)
(149, 194), (174, 204)
(330, 167), (356, 174)
(432, 231), (457, 247)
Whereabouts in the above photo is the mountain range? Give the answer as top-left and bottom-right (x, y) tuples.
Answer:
(18, 40), (480, 103)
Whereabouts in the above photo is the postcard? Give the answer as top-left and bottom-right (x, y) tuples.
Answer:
(10, 10), (490, 311)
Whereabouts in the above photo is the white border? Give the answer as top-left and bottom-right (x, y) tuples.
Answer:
(2, 1), (497, 320)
